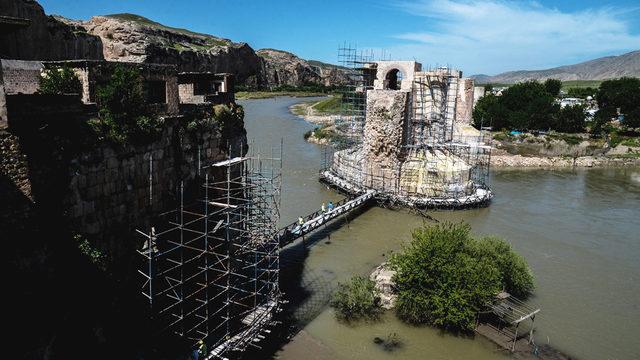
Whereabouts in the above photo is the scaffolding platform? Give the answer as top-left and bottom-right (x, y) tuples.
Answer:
(136, 145), (283, 359)
(320, 169), (492, 209)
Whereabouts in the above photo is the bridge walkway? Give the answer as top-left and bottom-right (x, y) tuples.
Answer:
(277, 189), (376, 246)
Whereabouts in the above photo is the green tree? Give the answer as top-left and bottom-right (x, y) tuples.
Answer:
(596, 77), (640, 129)
(472, 93), (507, 130)
(330, 276), (383, 322)
(94, 66), (163, 144)
(543, 79), (562, 97)
(554, 105), (586, 133)
(567, 87), (597, 99)
(500, 81), (558, 130)
(390, 222), (534, 332)
(39, 66), (82, 95)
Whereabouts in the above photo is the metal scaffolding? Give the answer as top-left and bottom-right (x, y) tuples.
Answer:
(137, 144), (283, 358)
(334, 43), (376, 147)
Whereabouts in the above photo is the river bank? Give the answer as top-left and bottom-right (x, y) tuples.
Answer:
(236, 91), (331, 99)
(491, 153), (640, 168)
(290, 97), (640, 168)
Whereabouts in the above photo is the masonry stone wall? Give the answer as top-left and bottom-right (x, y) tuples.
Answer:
(473, 86), (486, 106)
(373, 61), (421, 91)
(62, 122), (225, 244)
(361, 90), (408, 186)
(0, 64), (7, 128)
(178, 83), (206, 104)
(1, 98), (245, 253)
(455, 78), (475, 126)
(1, 59), (43, 95)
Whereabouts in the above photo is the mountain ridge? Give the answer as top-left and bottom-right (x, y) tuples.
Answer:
(471, 50), (640, 84)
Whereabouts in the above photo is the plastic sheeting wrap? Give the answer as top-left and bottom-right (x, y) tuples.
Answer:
(399, 149), (473, 198)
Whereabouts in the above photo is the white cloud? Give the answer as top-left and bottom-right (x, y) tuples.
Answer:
(388, 0), (640, 75)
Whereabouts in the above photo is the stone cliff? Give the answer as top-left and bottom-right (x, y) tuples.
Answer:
(1, 1), (349, 88)
(77, 14), (265, 86)
(0, 0), (103, 60)
(257, 48), (350, 87)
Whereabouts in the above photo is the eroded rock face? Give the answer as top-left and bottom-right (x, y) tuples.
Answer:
(0, 0), (103, 60)
(257, 48), (350, 87)
(363, 90), (408, 166)
(80, 15), (265, 86)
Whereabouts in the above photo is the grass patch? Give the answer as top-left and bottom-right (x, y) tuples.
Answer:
(312, 95), (342, 114)
(560, 80), (603, 91)
(547, 133), (584, 145)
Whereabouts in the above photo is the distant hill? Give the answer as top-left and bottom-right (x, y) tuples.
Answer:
(256, 49), (349, 87)
(472, 50), (640, 84)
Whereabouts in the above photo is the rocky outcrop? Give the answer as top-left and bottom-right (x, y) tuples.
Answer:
(370, 263), (397, 310)
(0, 0), (103, 60)
(78, 14), (264, 86)
(257, 48), (350, 87)
(1, 1), (349, 88)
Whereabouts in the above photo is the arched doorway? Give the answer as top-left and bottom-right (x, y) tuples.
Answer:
(385, 69), (403, 90)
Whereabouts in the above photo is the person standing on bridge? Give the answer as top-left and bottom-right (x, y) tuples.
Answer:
(298, 216), (304, 225)
(321, 202), (326, 213)
(327, 201), (334, 212)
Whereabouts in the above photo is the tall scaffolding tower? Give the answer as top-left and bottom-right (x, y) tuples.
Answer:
(335, 43), (376, 147)
(137, 144), (283, 358)
(409, 67), (459, 148)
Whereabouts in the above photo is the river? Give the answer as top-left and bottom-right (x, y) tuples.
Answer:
(239, 96), (640, 360)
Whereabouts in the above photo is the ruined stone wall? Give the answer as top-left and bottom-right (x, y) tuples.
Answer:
(178, 83), (206, 104)
(62, 123), (226, 244)
(0, 65), (7, 128)
(373, 61), (421, 91)
(1, 97), (245, 251)
(1, 59), (43, 95)
(361, 90), (408, 187)
(455, 78), (474, 126)
(473, 86), (486, 106)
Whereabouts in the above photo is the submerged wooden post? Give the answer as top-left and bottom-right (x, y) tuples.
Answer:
(529, 315), (535, 343)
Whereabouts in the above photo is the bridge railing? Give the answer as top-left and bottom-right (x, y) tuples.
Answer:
(277, 192), (372, 246)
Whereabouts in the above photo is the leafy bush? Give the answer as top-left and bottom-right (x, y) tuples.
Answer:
(391, 222), (534, 332)
(94, 66), (163, 145)
(74, 234), (107, 271)
(39, 66), (82, 95)
(330, 276), (383, 322)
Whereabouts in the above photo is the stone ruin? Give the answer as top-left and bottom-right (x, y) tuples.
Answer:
(324, 60), (492, 208)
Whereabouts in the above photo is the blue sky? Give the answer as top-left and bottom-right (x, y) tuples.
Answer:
(39, 0), (640, 75)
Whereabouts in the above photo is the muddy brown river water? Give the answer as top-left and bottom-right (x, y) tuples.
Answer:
(240, 97), (640, 360)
